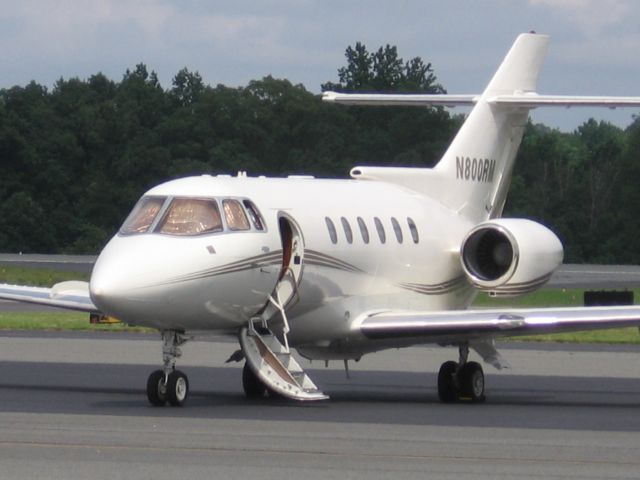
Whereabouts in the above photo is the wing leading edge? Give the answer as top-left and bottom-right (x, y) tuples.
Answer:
(357, 306), (640, 342)
(322, 91), (640, 109)
(0, 281), (98, 313)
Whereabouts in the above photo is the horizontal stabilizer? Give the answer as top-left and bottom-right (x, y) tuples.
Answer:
(323, 91), (640, 109)
(322, 91), (477, 107)
(491, 94), (640, 108)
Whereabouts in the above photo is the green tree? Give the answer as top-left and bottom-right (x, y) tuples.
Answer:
(322, 42), (444, 93)
(170, 68), (205, 107)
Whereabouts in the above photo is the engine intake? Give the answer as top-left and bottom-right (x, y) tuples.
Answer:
(461, 219), (563, 296)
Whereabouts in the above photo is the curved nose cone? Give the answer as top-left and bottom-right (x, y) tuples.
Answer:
(89, 236), (163, 323)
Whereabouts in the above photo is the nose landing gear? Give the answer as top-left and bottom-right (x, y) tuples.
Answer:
(437, 343), (486, 403)
(146, 330), (190, 407)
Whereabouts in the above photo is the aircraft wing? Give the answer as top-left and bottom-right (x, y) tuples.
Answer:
(357, 305), (640, 342)
(0, 281), (98, 313)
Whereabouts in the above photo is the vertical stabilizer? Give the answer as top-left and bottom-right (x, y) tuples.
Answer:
(432, 33), (549, 221)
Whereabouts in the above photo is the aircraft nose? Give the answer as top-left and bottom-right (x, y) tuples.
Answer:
(88, 263), (123, 312)
(89, 238), (155, 319)
(89, 257), (134, 317)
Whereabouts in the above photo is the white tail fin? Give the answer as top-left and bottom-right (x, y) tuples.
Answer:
(431, 33), (549, 221)
(345, 33), (549, 222)
(327, 33), (640, 220)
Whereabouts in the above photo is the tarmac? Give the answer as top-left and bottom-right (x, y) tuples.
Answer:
(0, 331), (638, 479)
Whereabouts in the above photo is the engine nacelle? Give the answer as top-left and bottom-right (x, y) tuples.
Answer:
(460, 218), (563, 297)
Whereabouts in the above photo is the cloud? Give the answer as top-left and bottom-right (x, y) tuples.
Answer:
(528, 0), (632, 34)
(0, 0), (310, 87)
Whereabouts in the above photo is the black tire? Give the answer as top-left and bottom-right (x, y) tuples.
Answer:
(437, 360), (459, 403)
(146, 369), (167, 407)
(458, 361), (485, 402)
(242, 363), (267, 398)
(166, 370), (189, 407)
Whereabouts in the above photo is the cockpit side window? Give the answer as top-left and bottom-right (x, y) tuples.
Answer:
(120, 196), (166, 235)
(223, 199), (250, 231)
(156, 198), (223, 236)
(243, 200), (265, 231)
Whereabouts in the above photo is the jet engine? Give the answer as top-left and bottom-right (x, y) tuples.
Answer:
(460, 218), (563, 297)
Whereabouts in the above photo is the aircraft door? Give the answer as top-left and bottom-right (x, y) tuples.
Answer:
(274, 214), (304, 310)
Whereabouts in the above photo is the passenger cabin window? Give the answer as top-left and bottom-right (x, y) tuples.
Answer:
(156, 198), (223, 236)
(341, 217), (353, 244)
(120, 196), (165, 235)
(243, 200), (265, 231)
(391, 217), (403, 243)
(407, 217), (419, 244)
(325, 217), (338, 244)
(374, 217), (386, 244)
(357, 217), (369, 244)
(223, 199), (250, 231)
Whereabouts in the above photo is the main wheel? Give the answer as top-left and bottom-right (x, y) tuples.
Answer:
(458, 361), (485, 402)
(166, 370), (189, 407)
(242, 363), (267, 398)
(437, 360), (459, 403)
(146, 369), (167, 406)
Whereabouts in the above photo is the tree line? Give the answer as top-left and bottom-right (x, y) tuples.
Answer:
(0, 42), (639, 264)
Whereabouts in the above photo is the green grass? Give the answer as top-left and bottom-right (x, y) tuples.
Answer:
(0, 312), (153, 332)
(509, 327), (640, 344)
(0, 265), (90, 287)
(472, 288), (602, 308)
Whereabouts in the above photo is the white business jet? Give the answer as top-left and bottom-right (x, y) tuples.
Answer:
(2, 33), (640, 406)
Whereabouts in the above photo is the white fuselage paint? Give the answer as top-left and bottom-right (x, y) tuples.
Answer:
(89, 174), (477, 358)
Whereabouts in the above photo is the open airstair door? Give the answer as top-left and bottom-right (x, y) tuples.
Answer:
(240, 214), (328, 401)
(273, 215), (304, 311)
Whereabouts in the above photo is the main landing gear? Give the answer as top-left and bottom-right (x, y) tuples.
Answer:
(146, 330), (190, 407)
(437, 343), (485, 403)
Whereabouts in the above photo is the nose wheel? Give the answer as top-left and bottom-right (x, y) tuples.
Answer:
(146, 330), (190, 407)
(437, 344), (486, 403)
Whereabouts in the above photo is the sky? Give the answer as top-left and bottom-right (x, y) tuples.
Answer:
(0, 0), (639, 130)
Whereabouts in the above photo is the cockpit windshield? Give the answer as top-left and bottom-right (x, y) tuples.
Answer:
(120, 196), (166, 235)
(119, 195), (266, 236)
(156, 198), (223, 236)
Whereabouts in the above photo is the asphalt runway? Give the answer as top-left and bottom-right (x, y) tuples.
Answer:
(0, 331), (638, 479)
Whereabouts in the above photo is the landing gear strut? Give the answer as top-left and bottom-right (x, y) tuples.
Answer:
(146, 330), (190, 407)
(437, 343), (485, 403)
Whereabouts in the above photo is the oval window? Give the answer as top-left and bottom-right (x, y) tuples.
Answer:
(407, 217), (419, 244)
(357, 217), (369, 244)
(341, 217), (353, 244)
(374, 217), (386, 244)
(325, 217), (337, 244)
(391, 217), (403, 243)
